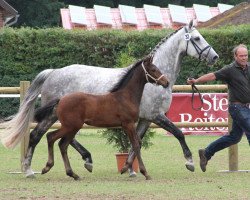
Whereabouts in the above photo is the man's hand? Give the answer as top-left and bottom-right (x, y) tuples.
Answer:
(187, 78), (196, 85)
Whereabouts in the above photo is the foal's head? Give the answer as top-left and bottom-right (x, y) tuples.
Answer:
(110, 56), (169, 92)
(142, 56), (169, 88)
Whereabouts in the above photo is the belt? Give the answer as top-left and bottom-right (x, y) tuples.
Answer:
(231, 102), (250, 108)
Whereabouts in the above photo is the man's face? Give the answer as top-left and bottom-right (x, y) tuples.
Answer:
(234, 47), (248, 67)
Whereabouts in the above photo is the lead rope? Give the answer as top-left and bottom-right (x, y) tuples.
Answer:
(190, 82), (204, 111)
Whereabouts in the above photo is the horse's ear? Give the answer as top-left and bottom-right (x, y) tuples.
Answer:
(188, 19), (194, 29)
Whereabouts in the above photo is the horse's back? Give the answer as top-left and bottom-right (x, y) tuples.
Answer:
(41, 64), (126, 104)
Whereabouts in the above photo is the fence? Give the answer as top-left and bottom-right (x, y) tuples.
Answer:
(0, 81), (240, 172)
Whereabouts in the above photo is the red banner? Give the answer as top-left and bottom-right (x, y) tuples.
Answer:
(166, 93), (228, 135)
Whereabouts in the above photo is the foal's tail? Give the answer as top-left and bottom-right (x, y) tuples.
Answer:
(34, 99), (60, 123)
(0, 69), (54, 149)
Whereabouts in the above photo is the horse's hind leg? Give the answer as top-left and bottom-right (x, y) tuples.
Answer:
(42, 129), (61, 174)
(153, 114), (194, 172)
(70, 139), (93, 172)
(59, 136), (80, 180)
(22, 115), (57, 178)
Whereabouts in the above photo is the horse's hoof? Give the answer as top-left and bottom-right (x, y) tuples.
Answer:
(26, 173), (36, 179)
(25, 169), (35, 178)
(84, 162), (93, 173)
(129, 171), (137, 178)
(146, 175), (152, 180)
(185, 162), (195, 172)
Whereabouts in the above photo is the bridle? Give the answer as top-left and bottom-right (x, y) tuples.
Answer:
(141, 61), (165, 84)
(184, 27), (211, 110)
(184, 27), (212, 62)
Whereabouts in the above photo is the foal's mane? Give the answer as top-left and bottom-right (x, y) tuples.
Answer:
(110, 59), (144, 93)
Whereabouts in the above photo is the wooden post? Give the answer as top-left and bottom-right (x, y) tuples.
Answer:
(228, 97), (238, 171)
(19, 81), (30, 172)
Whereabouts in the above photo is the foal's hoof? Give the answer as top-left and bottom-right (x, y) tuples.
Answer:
(73, 176), (81, 181)
(84, 162), (93, 173)
(41, 167), (49, 175)
(146, 175), (152, 180)
(185, 161), (195, 172)
(120, 166), (128, 174)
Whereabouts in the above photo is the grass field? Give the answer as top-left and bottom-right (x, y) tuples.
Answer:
(0, 129), (249, 200)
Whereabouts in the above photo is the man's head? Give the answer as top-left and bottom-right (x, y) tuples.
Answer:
(233, 44), (248, 67)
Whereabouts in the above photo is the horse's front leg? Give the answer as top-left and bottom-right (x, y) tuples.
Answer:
(70, 138), (93, 172)
(121, 123), (151, 180)
(153, 114), (194, 172)
(22, 116), (57, 178)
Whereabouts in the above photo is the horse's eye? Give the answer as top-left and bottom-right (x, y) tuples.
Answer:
(194, 36), (200, 41)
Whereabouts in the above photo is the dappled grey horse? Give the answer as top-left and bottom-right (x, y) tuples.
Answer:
(0, 20), (218, 178)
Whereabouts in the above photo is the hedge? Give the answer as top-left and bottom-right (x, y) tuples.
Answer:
(0, 25), (249, 117)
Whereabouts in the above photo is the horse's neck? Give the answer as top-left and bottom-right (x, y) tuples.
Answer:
(153, 30), (184, 87)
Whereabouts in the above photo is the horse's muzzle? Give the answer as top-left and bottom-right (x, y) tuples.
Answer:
(207, 53), (219, 66)
(159, 75), (169, 88)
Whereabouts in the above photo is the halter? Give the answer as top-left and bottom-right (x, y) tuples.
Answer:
(141, 61), (165, 84)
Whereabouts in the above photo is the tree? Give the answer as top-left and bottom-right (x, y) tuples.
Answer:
(5, 0), (247, 28)
(6, 0), (65, 27)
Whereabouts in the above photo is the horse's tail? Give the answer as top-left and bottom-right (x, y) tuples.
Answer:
(34, 99), (60, 123)
(0, 69), (54, 149)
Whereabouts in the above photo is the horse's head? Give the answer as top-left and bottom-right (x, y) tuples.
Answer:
(142, 56), (169, 88)
(181, 20), (219, 65)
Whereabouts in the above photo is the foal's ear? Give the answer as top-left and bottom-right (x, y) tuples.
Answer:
(144, 56), (151, 64)
(149, 55), (154, 63)
(144, 55), (154, 64)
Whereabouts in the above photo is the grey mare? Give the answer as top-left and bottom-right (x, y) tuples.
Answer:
(0, 20), (219, 178)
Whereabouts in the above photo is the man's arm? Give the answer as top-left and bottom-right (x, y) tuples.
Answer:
(187, 73), (216, 84)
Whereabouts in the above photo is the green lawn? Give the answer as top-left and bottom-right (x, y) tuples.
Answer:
(0, 129), (249, 200)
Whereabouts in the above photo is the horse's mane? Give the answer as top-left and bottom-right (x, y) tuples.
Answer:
(110, 59), (144, 93)
(149, 27), (182, 56)
(109, 27), (184, 93)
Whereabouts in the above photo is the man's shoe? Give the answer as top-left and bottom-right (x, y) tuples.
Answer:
(199, 149), (208, 172)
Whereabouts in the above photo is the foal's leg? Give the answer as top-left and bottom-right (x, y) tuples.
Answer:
(59, 136), (80, 180)
(22, 115), (57, 178)
(126, 119), (151, 177)
(153, 114), (194, 172)
(70, 139), (93, 172)
(42, 129), (60, 174)
(121, 123), (151, 180)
